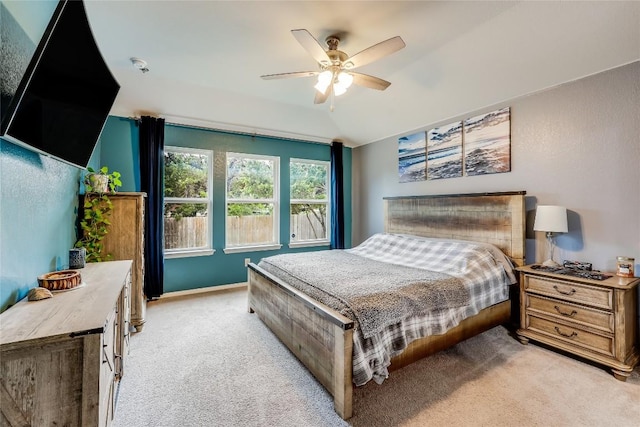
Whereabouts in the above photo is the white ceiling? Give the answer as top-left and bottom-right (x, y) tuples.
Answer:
(83, 1), (640, 147)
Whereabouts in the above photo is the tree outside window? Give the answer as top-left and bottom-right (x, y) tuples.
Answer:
(164, 147), (212, 254)
(290, 159), (330, 244)
(226, 153), (279, 248)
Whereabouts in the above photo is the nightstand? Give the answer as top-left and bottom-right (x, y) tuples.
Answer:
(516, 265), (639, 380)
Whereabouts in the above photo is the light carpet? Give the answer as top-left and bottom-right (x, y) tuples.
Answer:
(113, 287), (640, 427)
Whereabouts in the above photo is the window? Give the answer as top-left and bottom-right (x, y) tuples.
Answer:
(225, 153), (280, 252)
(163, 146), (213, 257)
(290, 159), (330, 247)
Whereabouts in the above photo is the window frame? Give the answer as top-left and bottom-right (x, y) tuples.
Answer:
(163, 145), (214, 258)
(289, 158), (331, 248)
(223, 152), (281, 254)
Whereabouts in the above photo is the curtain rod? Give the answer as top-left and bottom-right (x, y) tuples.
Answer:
(127, 115), (336, 146)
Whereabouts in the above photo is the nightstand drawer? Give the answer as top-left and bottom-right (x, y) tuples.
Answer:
(517, 266), (639, 380)
(526, 294), (613, 333)
(527, 315), (614, 357)
(525, 276), (612, 310)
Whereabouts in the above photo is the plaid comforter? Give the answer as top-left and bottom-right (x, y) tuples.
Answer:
(346, 233), (514, 385)
(260, 233), (514, 386)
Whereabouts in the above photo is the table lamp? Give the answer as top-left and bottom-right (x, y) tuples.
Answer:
(533, 205), (568, 267)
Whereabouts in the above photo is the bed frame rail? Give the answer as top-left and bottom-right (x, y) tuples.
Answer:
(247, 264), (354, 419)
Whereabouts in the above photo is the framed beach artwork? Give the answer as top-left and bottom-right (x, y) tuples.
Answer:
(398, 131), (426, 183)
(427, 121), (463, 180)
(463, 107), (511, 176)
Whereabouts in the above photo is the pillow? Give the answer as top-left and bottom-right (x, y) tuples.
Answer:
(392, 233), (517, 284)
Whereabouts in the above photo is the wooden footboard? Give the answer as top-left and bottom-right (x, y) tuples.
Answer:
(248, 263), (511, 420)
(247, 264), (355, 419)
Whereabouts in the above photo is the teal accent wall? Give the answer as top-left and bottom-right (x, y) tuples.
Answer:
(0, 140), (81, 312)
(0, 130), (101, 314)
(99, 117), (140, 192)
(99, 117), (352, 293)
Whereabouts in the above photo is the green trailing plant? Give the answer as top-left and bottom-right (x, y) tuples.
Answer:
(75, 167), (122, 262)
(84, 166), (122, 193)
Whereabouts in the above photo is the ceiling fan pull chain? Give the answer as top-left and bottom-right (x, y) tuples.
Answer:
(330, 90), (335, 112)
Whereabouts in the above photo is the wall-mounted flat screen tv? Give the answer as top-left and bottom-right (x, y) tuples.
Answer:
(0, 0), (119, 169)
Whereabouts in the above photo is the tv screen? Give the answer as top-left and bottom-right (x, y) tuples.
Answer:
(0, 0), (119, 169)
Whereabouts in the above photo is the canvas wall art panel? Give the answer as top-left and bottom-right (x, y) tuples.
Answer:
(427, 121), (463, 180)
(398, 132), (426, 183)
(463, 107), (511, 176)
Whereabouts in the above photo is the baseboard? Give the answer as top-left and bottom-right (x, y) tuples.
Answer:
(161, 282), (247, 299)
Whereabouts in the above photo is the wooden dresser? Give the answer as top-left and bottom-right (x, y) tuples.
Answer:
(0, 261), (132, 426)
(517, 265), (639, 380)
(100, 192), (147, 332)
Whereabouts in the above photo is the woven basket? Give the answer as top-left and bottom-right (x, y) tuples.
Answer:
(37, 270), (82, 291)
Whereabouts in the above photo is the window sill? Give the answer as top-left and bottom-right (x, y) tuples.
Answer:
(288, 240), (330, 249)
(223, 244), (282, 254)
(165, 249), (215, 259)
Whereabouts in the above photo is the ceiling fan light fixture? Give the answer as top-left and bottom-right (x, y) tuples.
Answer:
(314, 70), (333, 94)
(317, 70), (333, 84)
(333, 72), (352, 96)
(261, 29), (405, 106)
(333, 83), (347, 96)
(337, 71), (353, 89)
(314, 80), (330, 94)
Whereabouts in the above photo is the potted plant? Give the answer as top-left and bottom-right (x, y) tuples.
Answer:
(84, 166), (122, 193)
(74, 166), (122, 262)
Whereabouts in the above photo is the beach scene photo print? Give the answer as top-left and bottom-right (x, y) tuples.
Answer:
(463, 107), (511, 176)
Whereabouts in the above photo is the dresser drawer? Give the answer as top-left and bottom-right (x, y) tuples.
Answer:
(527, 315), (614, 357)
(525, 275), (612, 310)
(526, 294), (613, 333)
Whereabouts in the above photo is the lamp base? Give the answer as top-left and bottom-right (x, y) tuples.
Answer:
(541, 259), (560, 267)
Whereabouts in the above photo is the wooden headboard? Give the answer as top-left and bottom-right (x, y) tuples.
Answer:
(384, 191), (526, 266)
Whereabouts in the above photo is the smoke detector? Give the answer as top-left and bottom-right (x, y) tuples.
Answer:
(130, 57), (149, 73)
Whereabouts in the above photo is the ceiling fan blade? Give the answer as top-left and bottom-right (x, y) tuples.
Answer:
(351, 72), (391, 90)
(291, 29), (331, 65)
(260, 71), (318, 80)
(314, 83), (332, 104)
(345, 36), (406, 69)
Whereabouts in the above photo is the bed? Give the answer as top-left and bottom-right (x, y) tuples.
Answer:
(247, 191), (526, 419)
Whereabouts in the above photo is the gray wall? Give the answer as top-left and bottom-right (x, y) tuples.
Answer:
(353, 62), (639, 274)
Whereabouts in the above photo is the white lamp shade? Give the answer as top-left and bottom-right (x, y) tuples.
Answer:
(333, 83), (347, 96)
(314, 70), (333, 94)
(317, 70), (332, 85)
(337, 71), (353, 89)
(534, 205), (568, 233)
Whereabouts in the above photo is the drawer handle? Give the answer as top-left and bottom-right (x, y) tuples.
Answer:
(554, 326), (577, 339)
(554, 306), (578, 317)
(553, 285), (576, 296)
(103, 347), (113, 372)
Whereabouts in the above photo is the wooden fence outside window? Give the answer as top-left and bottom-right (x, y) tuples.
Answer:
(164, 214), (326, 249)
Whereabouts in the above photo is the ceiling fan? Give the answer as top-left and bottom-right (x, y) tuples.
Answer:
(261, 29), (406, 106)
